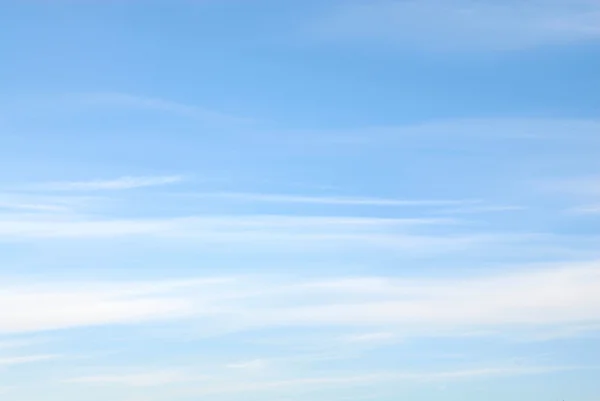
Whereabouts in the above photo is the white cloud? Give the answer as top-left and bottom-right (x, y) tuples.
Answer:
(543, 176), (600, 212)
(0, 354), (60, 366)
(433, 205), (526, 215)
(549, 176), (600, 198)
(0, 280), (196, 334)
(571, 204), (600, 214)
(0, 201), (70, 213)
(0, 213), (484, 253)
(65, 370), (194, 387)
(0, 338), (47, 350)
(0, 193), (96, 214)
(184, 365), (584, 395)
(190, 192), (479, 207)
(253, 262), (600, 330)
(226, 359), (269, 372)
(9, 92), (251, 126)
(3, 261), (600, 337)
(72, 92), (253, 124)
(36, 175), (184, 191)
(342, 332), (397, 343)
(314, 0), (600, 51)
(61, 363), (587, 395)
(292, 119), (600, 144)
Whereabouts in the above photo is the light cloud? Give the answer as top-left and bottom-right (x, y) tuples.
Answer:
(75, 92), (253, 124)
(313, 0), (600, 51)
(226, 359), (269, 372)
(543, 176), (600, 212)
(65, 370), (195, 387)
(571, 204), (600, 214)
(3, 261), (600, 337)
(36, 175), (184, 191)
(0, 201), (70, 213)
(254, 262), (600, 330)
(0, 338), (47, 350)
(290, 119), (600, 144)
(189, 192), (480, 207)
(0, 354), (60, 366)
(0, 193), (95, 214)
(342, 332), (397, 343)
(184, 365), (584, 395)
(0, 213), (486, 253)
(11, 92), (252, 125)
(547, 176), (600, 197)
(0, 280), (196, 333)
(433, 205), (526, 215)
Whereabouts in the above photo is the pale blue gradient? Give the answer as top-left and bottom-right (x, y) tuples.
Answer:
(1, 1), (600, 401)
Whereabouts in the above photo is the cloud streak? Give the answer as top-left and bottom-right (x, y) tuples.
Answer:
(12, 92), (252, 125)
(0, 213), (478, 254)
(189, 192), (480, 207)
(180, 365), (586, 396)
(35, 175), (184, 191)
(0, 280), (197, 333)
(74, 92), (253, 124)
(0, 354), (60, 366)
(64, 370), (194, 387)
(313, 0), (600, 51)
(2, 261), (600, 336)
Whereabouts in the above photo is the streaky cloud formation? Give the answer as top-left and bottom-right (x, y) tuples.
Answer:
(1, 1), (599, 400)
(2, 261), (599, 336)
(34, 176), (185, 191)
(162, 365), (589, 397)
(189, 192), (481, 206)
(0, 355), (60, 367)
(313, 0), (600, 51)
(64, 370), (195, 387)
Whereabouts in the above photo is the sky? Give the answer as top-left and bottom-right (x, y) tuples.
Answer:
(0, 0), (600, 400)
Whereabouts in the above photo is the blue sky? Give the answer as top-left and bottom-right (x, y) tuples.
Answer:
(1, 1), (600, 400)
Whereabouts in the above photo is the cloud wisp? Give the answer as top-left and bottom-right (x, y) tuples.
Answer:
(313, 0), (600, 51)
(288, 119), (600, 145)
(33, 176), (185, 191)
(187, 192), (481, 207)
(169, 364), (586, 396)
(64, 370), (195, 387)
(0, 280), (196, 334)
(8, 92), (252, 126)
(0, 354), (60, 367)
(72, 92), (253, 125)
(0, 212), (479, 252)
(2, 261), (600, 337)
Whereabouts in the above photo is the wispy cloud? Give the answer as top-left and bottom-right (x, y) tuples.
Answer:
(226, 359), (269, 372)
(0, 213), (469, 250)
(0, 193), (94, 214)
(189, 192), (479, 207)
(76, 92), (253, 124)
(12, 92), (252, 125)
(3, 261), (600, 336)
(543, 176), (600, 213)
(342, 332), (397, 344)
(433, 205), (526, 215)
(571, 204), (600, 214)
(547, 176), (600, 197)
(0, 201), (70, 213)
(0, 354), (60, 366)
(184, 365), (585, 395)
(313, 0), (600, 51)
(64, 370), (195, 387)
(0, 339), (47, 350)
(35, 175), (184, 191)
(0, 280), (197, 333)
(288, 119), (600, 144)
